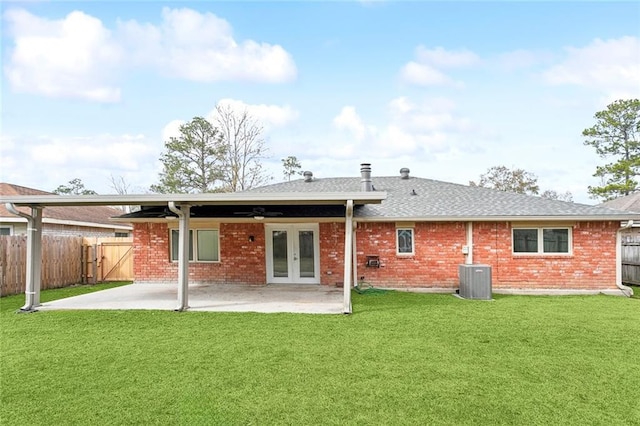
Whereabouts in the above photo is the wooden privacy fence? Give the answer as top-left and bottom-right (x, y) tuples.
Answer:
(0, 236), (134, 297)
(0, 235), (83, 296)
(622, 235), (640, 285)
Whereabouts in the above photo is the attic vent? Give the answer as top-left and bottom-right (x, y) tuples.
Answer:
(303, 171), (313, 182)
(400, 168), (410, 179)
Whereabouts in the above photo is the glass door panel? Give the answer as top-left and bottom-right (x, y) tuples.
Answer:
(298, 230), (315, 278)
(272, 230), (288, 278)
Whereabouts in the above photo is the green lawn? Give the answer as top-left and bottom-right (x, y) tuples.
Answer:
(2, 285), (639, 425)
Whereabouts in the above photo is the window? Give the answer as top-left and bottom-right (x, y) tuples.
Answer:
(170, 229), (219, 262)
(115, 232), (130, 238)
(513, 227), (571, 254)
(0, 226), (12, 236)
(397, 228), (414, 255)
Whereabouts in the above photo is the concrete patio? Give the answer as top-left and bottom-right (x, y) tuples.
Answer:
(36, 283), (345, 314)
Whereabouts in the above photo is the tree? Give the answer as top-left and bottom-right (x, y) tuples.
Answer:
(150, 117), (227, 194)
(212, 104), (270, 192)
(540, 189), (573, 202)
(282, 156), (302, 181)
(583, 99), (640, 201)
(109, 174), (139, 213)
(469, 165), (540, 195)
(53, 178), (97, 195)
(109, 174), (131, 195)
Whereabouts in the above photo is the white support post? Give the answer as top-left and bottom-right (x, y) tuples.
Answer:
(30, 207), (43, 308)
(343, 200), (354, 314)
(5, 204), (42, 312)
(168, 202), (190, 311)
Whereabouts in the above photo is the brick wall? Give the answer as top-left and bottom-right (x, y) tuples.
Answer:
(133, 220), (619, 291)
(133, 222), (265, 285)
(473, 221), (618, 290)
(355, 222), (466, 288)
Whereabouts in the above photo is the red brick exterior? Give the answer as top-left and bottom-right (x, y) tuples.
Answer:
(133, 222), (265, 285)
(473, 221), (618, 290)
(133, 220), (619, 291)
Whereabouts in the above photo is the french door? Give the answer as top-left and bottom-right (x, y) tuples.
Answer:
(265, 224), (320, 284)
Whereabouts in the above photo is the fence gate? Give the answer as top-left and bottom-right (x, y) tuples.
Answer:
(82, 237), (133, 283)
(621, 235), (640, 285)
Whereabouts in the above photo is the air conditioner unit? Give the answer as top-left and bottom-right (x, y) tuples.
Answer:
(458, 264), (492, 300)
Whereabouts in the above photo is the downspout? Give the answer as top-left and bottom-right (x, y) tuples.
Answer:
(352, 221), (358, 290)
(465, 222), (473, 264)
(343, 200), (354, 314)
(616, 220), (634, 297)
(168, 202), (190, 311)
(6, 203), (43, 312)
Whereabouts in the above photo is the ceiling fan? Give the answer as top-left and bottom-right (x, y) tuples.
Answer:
(233, 206), (283, 218)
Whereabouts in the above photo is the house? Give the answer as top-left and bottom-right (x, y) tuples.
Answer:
(0, 183), (132, 237)
(117, 164), (638, 296)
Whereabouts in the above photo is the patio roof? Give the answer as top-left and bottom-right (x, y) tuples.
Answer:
(1, 191), (385, 315)
(0, 191), (386, 207)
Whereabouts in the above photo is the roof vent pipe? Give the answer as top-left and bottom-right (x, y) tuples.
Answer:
(303, 171), (313, 182)
(400, 168), (410, 179)
(360, 163), (372, 192)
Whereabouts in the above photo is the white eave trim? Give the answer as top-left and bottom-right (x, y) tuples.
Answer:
(0, 216), (132, 230)
(0, 191), (387, 207)
(44, 218), (132, 230)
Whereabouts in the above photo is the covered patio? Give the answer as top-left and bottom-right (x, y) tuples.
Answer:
(1, 191), (385, 314)
(37, 283), (345, 314)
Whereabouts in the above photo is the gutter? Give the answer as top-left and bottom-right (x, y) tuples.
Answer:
(616, 220), (634, 297)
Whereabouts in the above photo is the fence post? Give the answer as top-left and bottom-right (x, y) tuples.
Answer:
(91, 244), (98, 284)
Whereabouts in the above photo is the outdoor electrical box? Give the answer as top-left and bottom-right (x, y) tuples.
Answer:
(458, 264), (492, 300)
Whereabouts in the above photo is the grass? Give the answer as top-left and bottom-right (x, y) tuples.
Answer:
(1, 285), (640, 425)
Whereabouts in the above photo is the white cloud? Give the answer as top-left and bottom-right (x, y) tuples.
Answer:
(208, 98), (300, 129)
(333, 106), (369, 141)
(4, 9), (123, 102)
(161, 120), (185, 143)
(326, 96), (481, 160)
(0, 133), (160, 193)
(400, 46), (479, 87)
(400, 62), (456, 87)
(117, 7), (296, 83)
(3, 7), (297, 102)
(543, 36), (640, 99)
(415, 46), (479, 68)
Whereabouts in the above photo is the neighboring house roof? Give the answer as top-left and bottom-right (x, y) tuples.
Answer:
(248, 174), (637, 221)
(600, 192), (640, 213)
(0, 183), (131, 229)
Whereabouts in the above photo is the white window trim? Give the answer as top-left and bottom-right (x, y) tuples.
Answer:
(512, 226), (572, 255)
(396, 227), (415, 256)
(0, 225), (14, 236)
(170, 228), (220, 263)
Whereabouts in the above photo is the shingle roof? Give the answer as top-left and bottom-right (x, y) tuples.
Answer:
(600, 192), (640, 213)
(0, 183), (129, 227)
(248, 176), (638, 221)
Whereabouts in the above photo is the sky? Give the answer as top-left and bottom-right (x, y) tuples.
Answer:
(1, 1), (639, 204)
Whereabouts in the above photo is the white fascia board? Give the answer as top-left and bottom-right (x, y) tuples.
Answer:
(1, 192), (386, 207)
(0, 217), (27, 223)
(43, 218), (132, 230)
